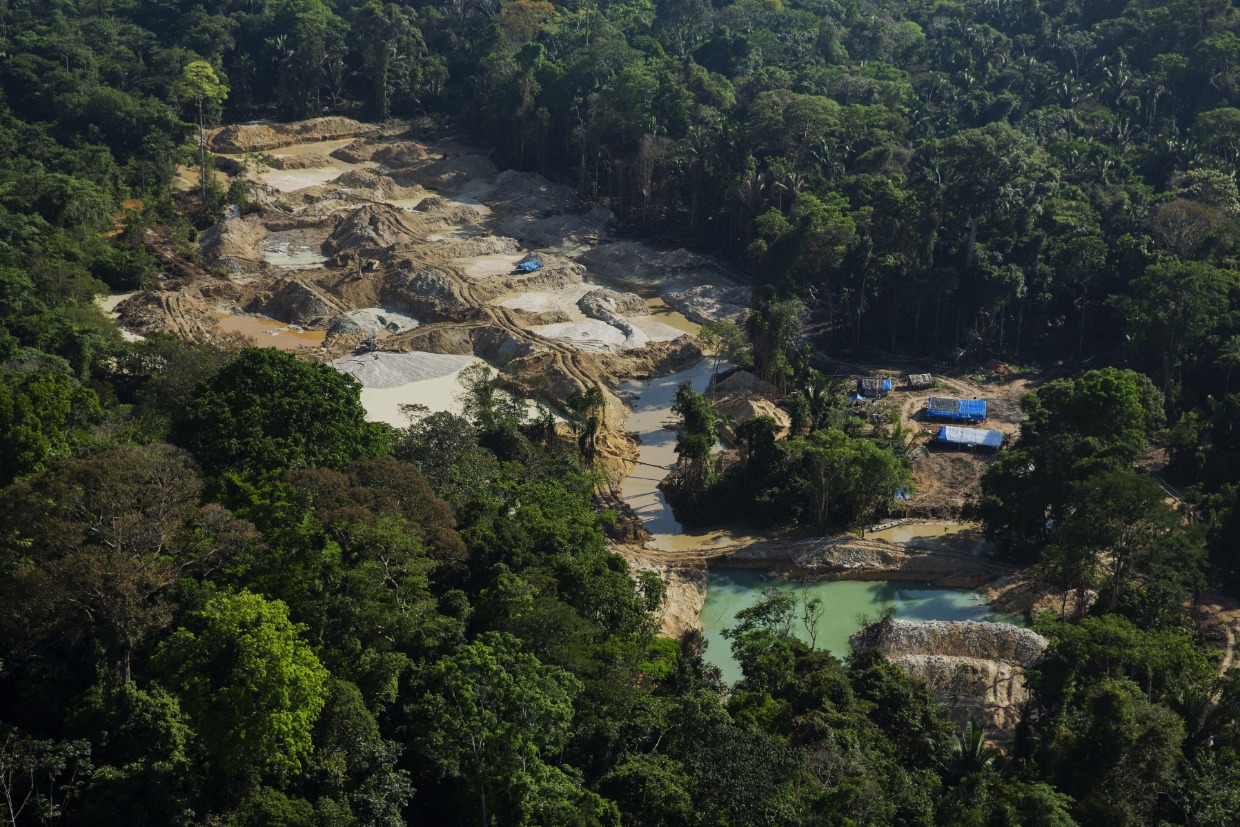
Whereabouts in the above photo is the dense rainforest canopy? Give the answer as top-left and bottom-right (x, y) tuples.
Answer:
(2, 0), (1240, 825)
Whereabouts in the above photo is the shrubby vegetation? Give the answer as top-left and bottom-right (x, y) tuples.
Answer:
(1, 0), (1240, 824)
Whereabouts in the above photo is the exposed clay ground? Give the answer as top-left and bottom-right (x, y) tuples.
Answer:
(123, 118), (754, 481)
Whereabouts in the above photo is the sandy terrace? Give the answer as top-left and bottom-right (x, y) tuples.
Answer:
(124, 119), (737, 451)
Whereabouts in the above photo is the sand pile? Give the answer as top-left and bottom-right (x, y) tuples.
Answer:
(529, 320), (632, 352)
(480, 261), (589, 297)
(414, 196), (487, 225)
(498, 292), (578, 317)
(664, 283), (750, 324)
(434, 236), (520, 259)
(892, 655), (1030, 740)
(285, 169), (423, 208)
(495, 283), (594, 323)
(715, 395), (790, 444)
(714, 370), (778, 397)
(580, 241), (716, 281)
(851, 618), (1047, 744)
(371, 142), (433, 167)
(413, 195), (456, 212)
(199, 215), (267, 273)
(333, 350), (476, 389)
(486, 169), (574, 216)
(851, 618), (1047, 663)
(325, 203), (429, 254)
(578, 288), (648, 319)
(207, 117), (379, 153)
(400, 154), (498, 190)
(254, 279), (343, 325)
(328, 307), (421, 337)
(331, 139), (430, 166)
(267, 153), (332, 170)
(499, 206), (613, 249)
(383, 266), (472, 321)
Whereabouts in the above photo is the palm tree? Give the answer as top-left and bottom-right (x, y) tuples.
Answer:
(566, 385), (606, 464)
(949, 721), (998, 781)
(1217, 335), (1240, 395)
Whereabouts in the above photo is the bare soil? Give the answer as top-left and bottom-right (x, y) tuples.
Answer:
(818, 356), (1047, 517)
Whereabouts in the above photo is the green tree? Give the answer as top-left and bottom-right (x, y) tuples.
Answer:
(598, 753), (694, 827)
(1114, 261), (1238, 397)
(1052, 470), (1180, 610)
(671, 381), (720, 499)
(0, 728), (91, 827)
(933, 122), (1052, 269)
(172, 348), (391, 477)
(795, 428), (857, 533)
(173, 60), (229, 201)
(154, 590), (329, 778)
(0, 444), (254, 683)
(348, 1), (425, 121)
(0, 369), (101, 486)
(564, 385), (607, 464)
(976, 369), (1167, 561)
(697, 320), (749, 398)
(412, 632), (607, 827)
(1032, 678), (1185, 825)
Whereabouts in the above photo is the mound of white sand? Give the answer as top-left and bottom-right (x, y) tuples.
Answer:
(496, 285), (594, 318)
(529, 319), (635, 352)
(333, 351), (475, 389)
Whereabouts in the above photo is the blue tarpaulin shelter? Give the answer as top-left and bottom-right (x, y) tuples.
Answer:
(516, 260), (542, 272)
(937, 426), (1003, 449)
(927, 396), (987, 422)
(858, 377), (893, 398)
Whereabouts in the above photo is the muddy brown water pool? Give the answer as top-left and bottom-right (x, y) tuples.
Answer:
(215, 313), (326, 350)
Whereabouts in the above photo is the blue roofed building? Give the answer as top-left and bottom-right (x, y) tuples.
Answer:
(937, 425), (1005, 451)
(926, 396), (988, 423)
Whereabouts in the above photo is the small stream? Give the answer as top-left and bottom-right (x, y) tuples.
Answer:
(617, 360), (744, 552)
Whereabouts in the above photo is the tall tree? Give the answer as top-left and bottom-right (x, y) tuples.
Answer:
(412, 633), (612, 826)
(933, 122), (1052, 269)
(154, 591), (329, 778)
(173, 60), (229, 201)
(172, 348), (391, 477)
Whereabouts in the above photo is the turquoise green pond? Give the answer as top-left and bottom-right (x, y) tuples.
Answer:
(699, 570), (1024, 685)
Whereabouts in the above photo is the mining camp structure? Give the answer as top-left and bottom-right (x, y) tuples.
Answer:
(926, 395), (988, 423)
(937, 425), (1006, 451)
(858, 376), (893, 399)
